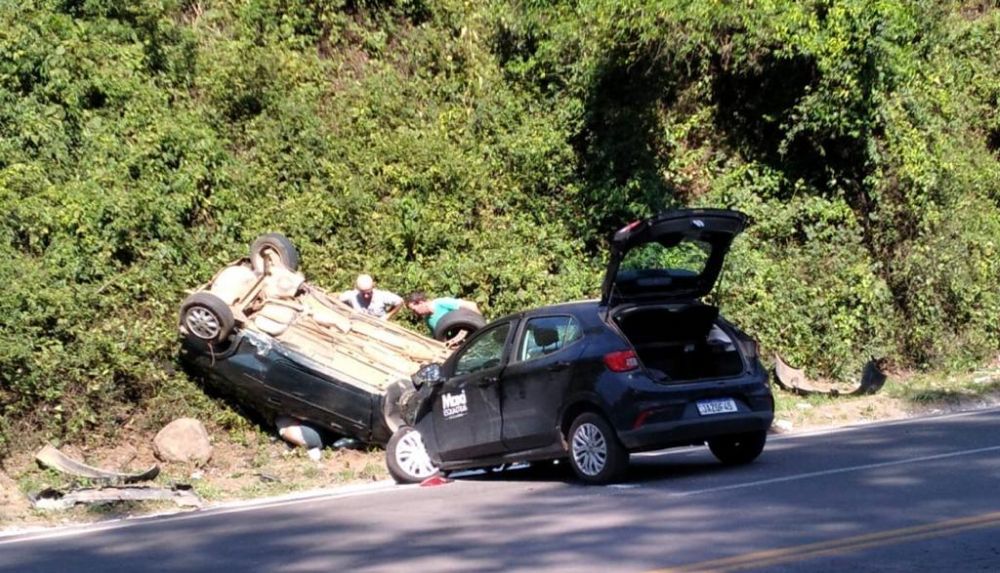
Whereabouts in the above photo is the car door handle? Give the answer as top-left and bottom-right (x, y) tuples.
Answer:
(476, 376), (498, 387)
(548, 361), (571, 372)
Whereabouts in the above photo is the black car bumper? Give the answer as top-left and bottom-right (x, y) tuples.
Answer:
(614, 368), (775, 452)
(618, 409), (774, 451)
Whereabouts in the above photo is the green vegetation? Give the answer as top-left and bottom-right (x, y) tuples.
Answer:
(2, 0), (999, 457)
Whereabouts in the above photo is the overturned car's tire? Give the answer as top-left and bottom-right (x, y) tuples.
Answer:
(386, 426), (439, 484)
(432, 308), (485, 344)
(249, 233), (300, 273)
(708, 430), (767, 465)
(179, 292), (235, 347)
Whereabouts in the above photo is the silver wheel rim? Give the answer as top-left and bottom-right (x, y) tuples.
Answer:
(572, 422), (608, 477)
(186, 307), (220, 340)
(395, 430), (437, 480)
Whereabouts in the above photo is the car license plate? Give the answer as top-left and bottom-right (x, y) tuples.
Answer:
(696, 398), (738, 416)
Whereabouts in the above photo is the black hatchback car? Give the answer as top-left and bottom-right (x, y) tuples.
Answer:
(385, 208), (774, 484)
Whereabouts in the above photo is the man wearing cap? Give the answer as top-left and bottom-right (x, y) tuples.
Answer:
(339, 274), (404, 319)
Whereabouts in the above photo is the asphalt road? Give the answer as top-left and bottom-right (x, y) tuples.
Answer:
(2, 408), (999, 572)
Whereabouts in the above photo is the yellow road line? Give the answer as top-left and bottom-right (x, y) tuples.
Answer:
(649, 511), (1000, 573)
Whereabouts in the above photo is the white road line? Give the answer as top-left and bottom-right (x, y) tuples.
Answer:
(0, 480), (405, 546)
(669, 444), (1000, 498)
(766, 406), (1000, 440)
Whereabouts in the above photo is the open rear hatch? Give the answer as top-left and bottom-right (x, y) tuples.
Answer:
(601, 208), (747, 306)
(602, 209), (750, 382)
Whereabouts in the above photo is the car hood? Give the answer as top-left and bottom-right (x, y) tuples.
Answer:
(601, 209), (748, 305)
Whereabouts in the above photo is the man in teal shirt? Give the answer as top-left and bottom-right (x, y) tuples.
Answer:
(404, 291), (480, 333)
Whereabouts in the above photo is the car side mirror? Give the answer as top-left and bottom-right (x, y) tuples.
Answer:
(413, 363), (444, 388)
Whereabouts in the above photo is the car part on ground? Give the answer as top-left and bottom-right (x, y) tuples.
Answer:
(385, 426), (439, 484)
(30, 485), (201, 511)
(773, 354), (887, 397)
(35, 444), (159, 485)
(179, 233), (454, 446)
(393, 209), (775, 485)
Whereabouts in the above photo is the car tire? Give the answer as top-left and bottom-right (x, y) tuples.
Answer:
(249, 233), (300, 273)
(432, 308), (486, 344)
(567, 413), (628, 484)
(385, 426), (439, 484)
(179, 292), (235, 347)
(708, 430), (767, 465)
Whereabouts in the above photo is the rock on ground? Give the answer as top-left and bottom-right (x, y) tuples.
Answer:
(153, 418), (213, 465)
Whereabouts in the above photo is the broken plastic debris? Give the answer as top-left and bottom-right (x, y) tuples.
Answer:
(419, 475), (452, 487)
(35, 444), (159, 485)
(773, 354), (887, 397)
(332, 437), (362, 450)
(30, 485), (201, 511)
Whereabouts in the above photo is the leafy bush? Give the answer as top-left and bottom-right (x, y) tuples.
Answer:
(2, 0), (999, 455)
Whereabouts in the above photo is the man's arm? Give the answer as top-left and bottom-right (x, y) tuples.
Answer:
(382, 290), (404, 319)
(458, 299), (480, 314)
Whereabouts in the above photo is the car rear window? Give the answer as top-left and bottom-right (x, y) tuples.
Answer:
(620, 238), (711, 277)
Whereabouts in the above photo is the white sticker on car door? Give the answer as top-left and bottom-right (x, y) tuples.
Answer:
(441, 390), (468, 419)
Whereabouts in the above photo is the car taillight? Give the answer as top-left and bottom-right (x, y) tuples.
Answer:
(604, 350), (639, 372)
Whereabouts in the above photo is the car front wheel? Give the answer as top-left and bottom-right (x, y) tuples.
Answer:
(708, 430), (767, 465)
(567, 413), (628, 484)
(386, 426), (439, 484)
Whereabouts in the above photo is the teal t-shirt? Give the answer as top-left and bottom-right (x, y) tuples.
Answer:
(427, 298), (462, 331)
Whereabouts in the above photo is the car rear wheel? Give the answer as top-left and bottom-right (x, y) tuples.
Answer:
(386, 426), (439, 484)
(432, 308), (485, 345)
(708, 430), (767, 465)
(179, 292), (235, 347)
(567, 413), (628, 484)
(249, 233), (300, 273)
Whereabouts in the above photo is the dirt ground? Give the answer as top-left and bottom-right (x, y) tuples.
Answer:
(0, 427), (389, 531)
(3, 368), (1000, 532)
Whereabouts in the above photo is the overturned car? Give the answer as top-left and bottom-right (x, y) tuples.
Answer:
(178, 234), (483, 445)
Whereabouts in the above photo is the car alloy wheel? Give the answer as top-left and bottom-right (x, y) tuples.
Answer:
(571, 422), (608, 476)
(185, 306), (221, 340)
(179, 292), (234, 347)
(389, 427), (438, 483)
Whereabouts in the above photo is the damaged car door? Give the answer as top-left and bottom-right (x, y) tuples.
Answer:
(266, 356), (375, 439)
(499, 315), (584, 452)
(429, 321), (515, 462)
